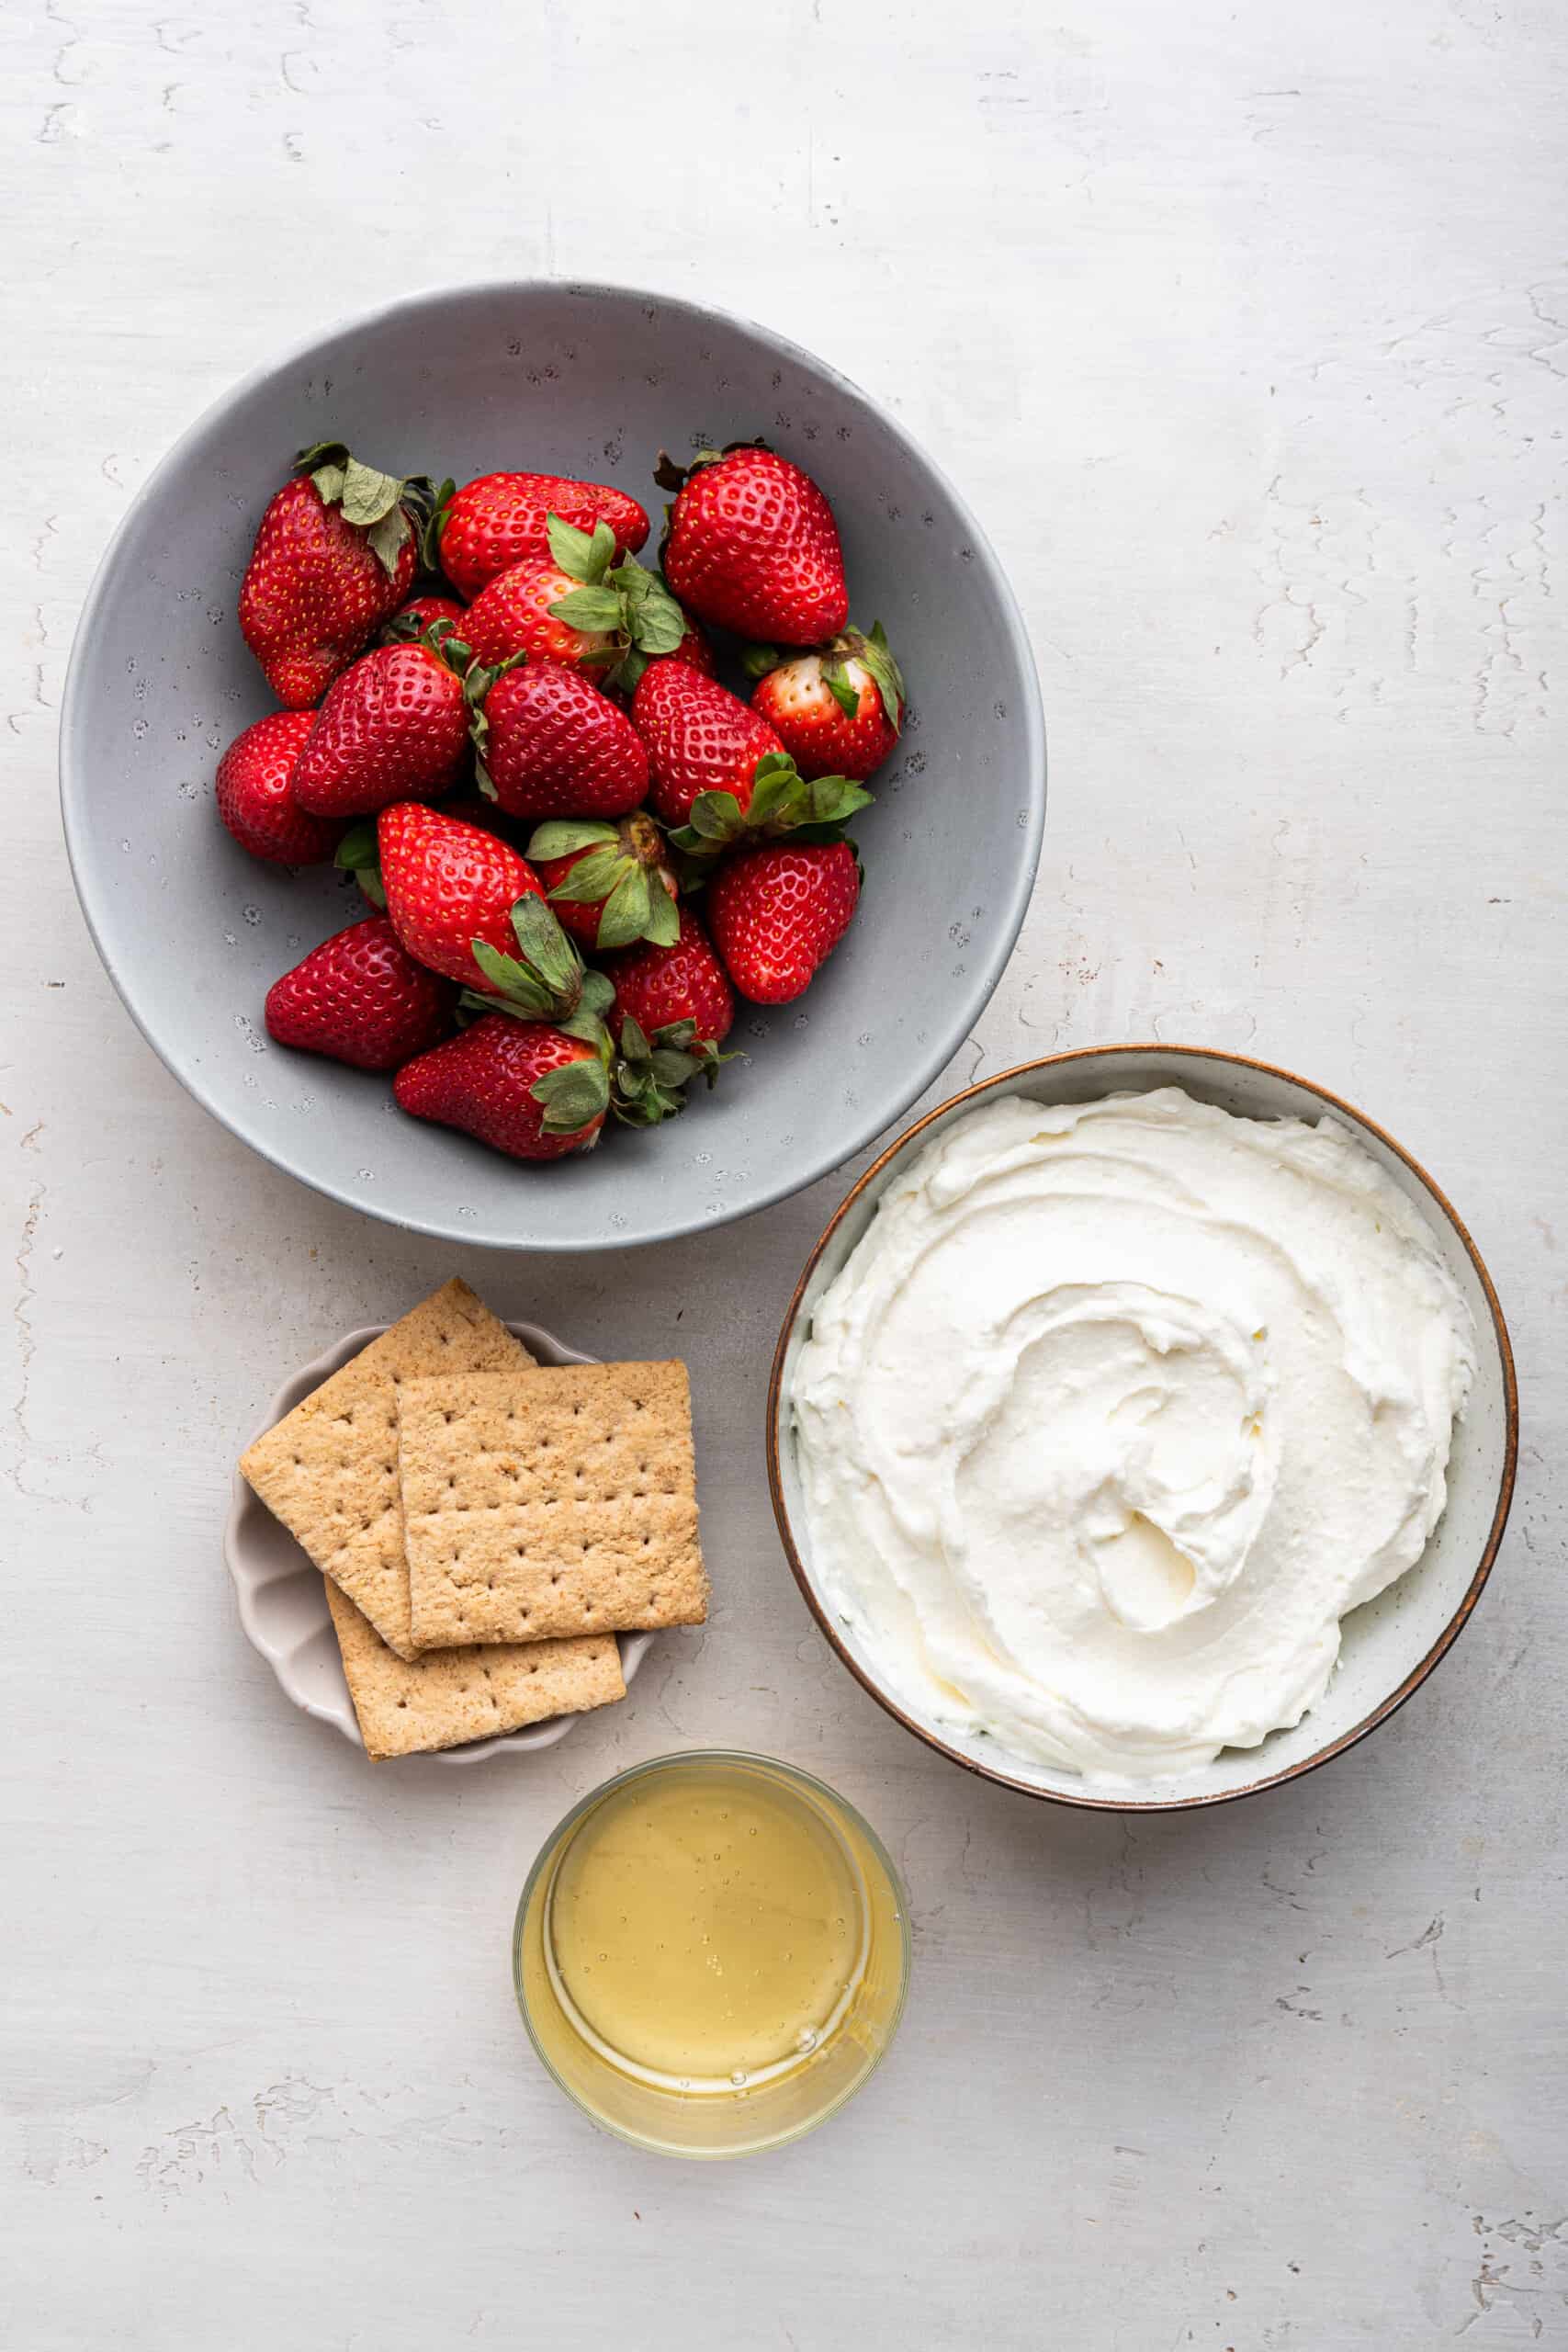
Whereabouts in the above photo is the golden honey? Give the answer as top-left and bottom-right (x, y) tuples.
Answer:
(515, 1752), (908, 2157)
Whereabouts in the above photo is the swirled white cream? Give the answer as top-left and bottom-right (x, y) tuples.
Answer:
(790, 1089), (1476, 1781)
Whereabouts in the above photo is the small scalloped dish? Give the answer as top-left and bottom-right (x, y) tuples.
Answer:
(225, 1317), (653, 1763)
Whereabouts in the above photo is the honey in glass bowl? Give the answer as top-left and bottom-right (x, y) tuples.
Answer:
(514, 1751), (909, 2157)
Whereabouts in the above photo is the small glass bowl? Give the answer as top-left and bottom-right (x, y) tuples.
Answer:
(513, 1750), (910, 2159)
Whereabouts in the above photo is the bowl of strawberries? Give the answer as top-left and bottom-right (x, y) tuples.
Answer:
(62, 282), (1045, 1250)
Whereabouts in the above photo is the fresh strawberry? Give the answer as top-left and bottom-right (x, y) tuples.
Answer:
(376, 801), (547, 990)
(472, 662), (648, 822)
(374, 805), (629, 1086)
(628, 660), (870, 853)
(462, 517), (690, 685)
(394, 1013), (608, 1162)
(527, 810), (682, 951)
(214, 709), (340, 865)
(706, 840), (861, 1004)
(264, 915), (455, 1070)
(655, 443), (849, 645)
(238, 442), (427, 707)
(745, 623), (905, 781)
(596, 908), (739, 1122)
(333, 795), (532, 902)
(382, 592), (467, 641)
(332, 793), (531, 917)
(390, 874), (718, 1137)
(602, 904), (735, 1045)
(462, 557), (611, 673)
(432, 472), (649, 600)
(292, 633), (473, 819)
(630, 662), (784, 827)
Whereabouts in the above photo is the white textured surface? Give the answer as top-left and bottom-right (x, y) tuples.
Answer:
(4, 3), (1564, 2346)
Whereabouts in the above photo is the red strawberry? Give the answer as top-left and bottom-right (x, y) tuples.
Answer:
(598, 907), (739, 1122)
(629, 661), (784, 829)
(238, 442), (425, 707)
(264, 915), (455, 1070)
(656, 444), (848, 645)
(602, 905), (735, 1046)
(628, 660), (871, 853)
(473, 662), (648, 823)
(433, 473), (649, 600)
(333, 792), (529, 907)
(706, 840), (861, 1004)
(463, 557), (612, 673)
(292, 637), (472, 819)
(746, 623), (905, 782)
(395, 1014), (607, 1162)
(383, 592), (467, 641)
(462, 518), (692, 686)
(376, 802), (547, 990)
(528, 810), (681, 951)
(215, 709), (340, 865)
(374, 804), (622, 1078)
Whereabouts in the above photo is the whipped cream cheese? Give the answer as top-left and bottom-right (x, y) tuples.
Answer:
(790, 1089), (1477, 1781)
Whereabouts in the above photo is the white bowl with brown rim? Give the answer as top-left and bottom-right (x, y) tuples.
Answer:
(767, 1046), (1517, 1813)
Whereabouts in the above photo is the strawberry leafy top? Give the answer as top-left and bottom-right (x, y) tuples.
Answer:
(464, 898), (728, 1131)
(670, 752), (872, 859)
(612, 1014), (735, 1125)
(463, 892), (615, 1039)
(527, 812), (683, 951)
(294, 441), (432, 579)
(544, 514), (690, 692)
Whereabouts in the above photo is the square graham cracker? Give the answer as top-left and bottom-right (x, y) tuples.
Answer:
(400, 1361), (708, 1649)
(239, 1279), (535, 1659)
(323, 1580), (624, 1761)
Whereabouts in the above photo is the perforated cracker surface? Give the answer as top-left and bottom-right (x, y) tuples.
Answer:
(239, 1279), (535, 1658)
(400, 1361), (707, 1648)
(323, 1578), (624, 1759)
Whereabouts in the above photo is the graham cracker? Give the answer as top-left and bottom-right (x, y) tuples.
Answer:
(324, 1578), (625, 1760)
(400, 1361), (708, 1649)
(240, 1279), (534, 1658)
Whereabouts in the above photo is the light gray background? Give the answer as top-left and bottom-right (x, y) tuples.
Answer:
(4, 3), (1563, 2346)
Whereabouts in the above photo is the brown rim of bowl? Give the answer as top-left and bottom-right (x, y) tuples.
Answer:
(766, 1043), (1519, 1815)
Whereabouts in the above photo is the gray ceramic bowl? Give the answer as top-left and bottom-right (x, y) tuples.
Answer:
(61, 281), (1044, 1251)
(769, 1046), (1517, 1813)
